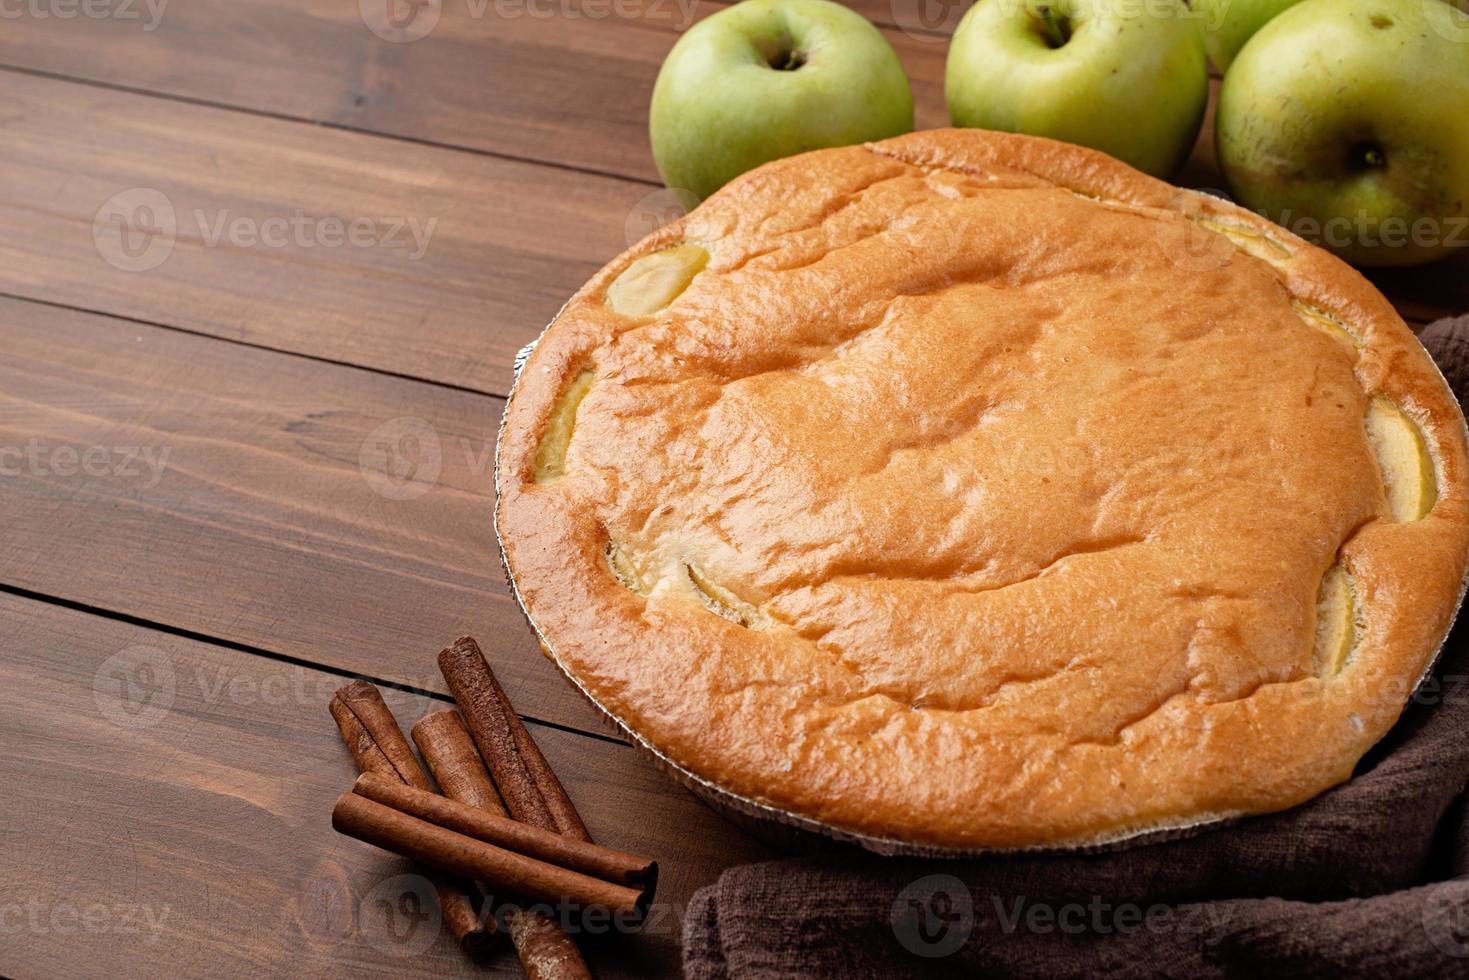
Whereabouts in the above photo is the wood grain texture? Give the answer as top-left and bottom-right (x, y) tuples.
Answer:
(0, 47), (941, 396)
(0, 294), (615, 736)
(0, 592), (771, 979)
(0, 70), (647, 395)
(0, 0), (700, 180)
(0, 1), (947, 184)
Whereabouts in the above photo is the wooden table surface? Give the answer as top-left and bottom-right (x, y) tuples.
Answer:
(1, 3), (1464, 977)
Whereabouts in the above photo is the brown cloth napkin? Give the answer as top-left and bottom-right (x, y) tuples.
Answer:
(683, 315), (1469, 980)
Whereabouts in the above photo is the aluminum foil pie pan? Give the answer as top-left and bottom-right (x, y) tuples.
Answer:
(494, 332), (1469, 860)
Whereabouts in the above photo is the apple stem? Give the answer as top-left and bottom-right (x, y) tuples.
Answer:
(1035, 5), (1069, 48)
(1363, 148), (1385, 169)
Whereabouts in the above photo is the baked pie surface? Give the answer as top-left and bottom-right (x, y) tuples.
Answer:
(496, 129), (1469, 851)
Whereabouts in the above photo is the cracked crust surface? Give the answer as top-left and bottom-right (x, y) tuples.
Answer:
(496, 129), (1469, 850)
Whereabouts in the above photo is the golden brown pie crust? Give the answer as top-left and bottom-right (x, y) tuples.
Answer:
(496, 129), (1469, 851)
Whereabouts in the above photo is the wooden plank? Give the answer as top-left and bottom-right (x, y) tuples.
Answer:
(0, 53), (947, 399)
(0, 294), (620, 737)
(2, 26), (1456, 350)
(0, 70), (652, 396)
(0, 591), (772, 979)
(0, 0), (694, 181)
(0, 1), (946, 184)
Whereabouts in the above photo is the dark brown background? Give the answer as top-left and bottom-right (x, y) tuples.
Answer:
(0, 1), (1463, 976)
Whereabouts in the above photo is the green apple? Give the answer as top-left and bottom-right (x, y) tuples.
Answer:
(1217, 0), (1469, 267)
(649, 0), (913, 201)
(1195, 0), (1303, 72)
(945, 0), (1209, 179)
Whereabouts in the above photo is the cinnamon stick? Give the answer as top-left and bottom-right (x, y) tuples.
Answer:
(412, 709), (506, 815)
(353, 772), (657, 889)
(331, 791), (647, 920)
(414, 708), (594, 980)
(330, 681), (432, 790)
(437, 636), (590, 840)
(505, 907), (593, 980)
(329, 682), (492, 953)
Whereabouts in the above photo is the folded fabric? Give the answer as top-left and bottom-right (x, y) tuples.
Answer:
(683, 314), (1469, 980)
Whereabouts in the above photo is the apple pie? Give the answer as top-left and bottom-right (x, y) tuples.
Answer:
(495, 129), (1469, 851)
